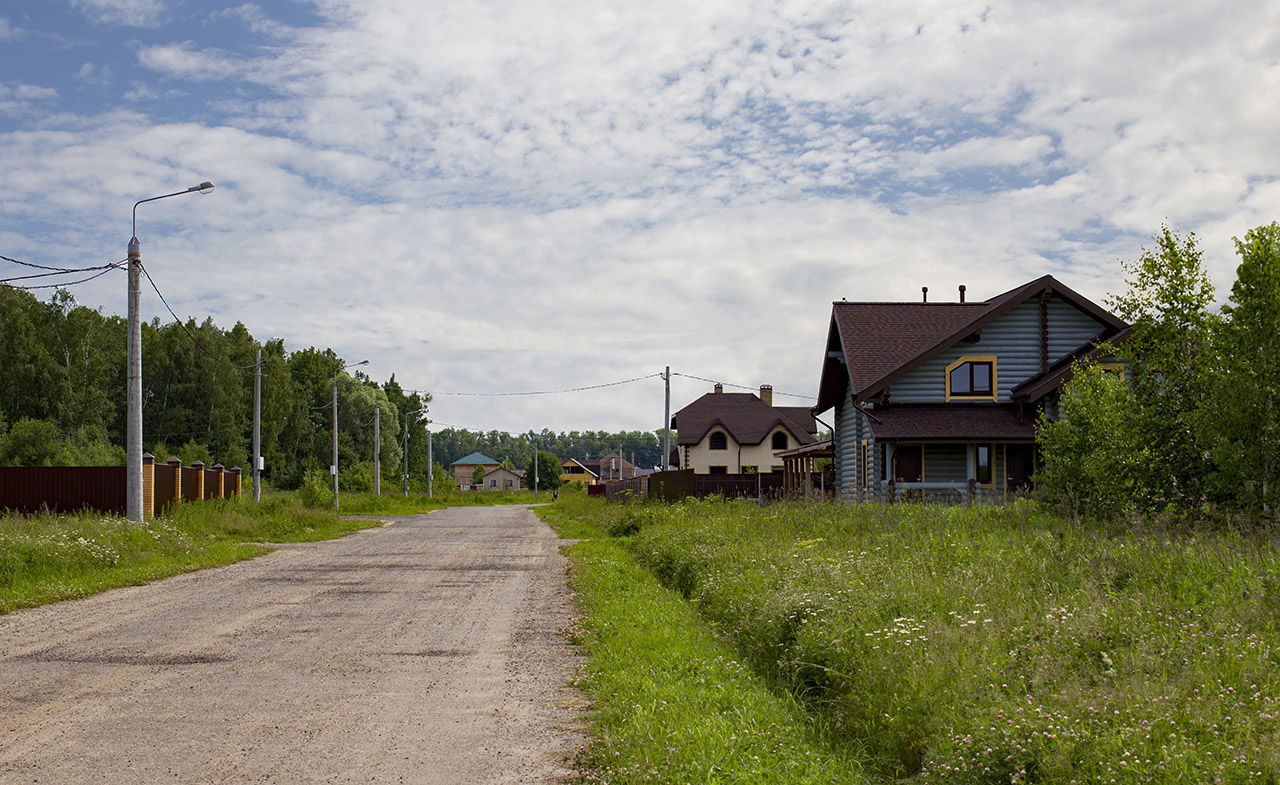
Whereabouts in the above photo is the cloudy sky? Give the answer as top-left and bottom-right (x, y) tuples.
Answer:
(3, 0), (1278, 435)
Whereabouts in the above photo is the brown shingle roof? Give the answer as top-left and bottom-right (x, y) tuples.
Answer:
(867, 404), (1037, 442)
(672, 393), (817, 447)
(817, 275), (1128, 411)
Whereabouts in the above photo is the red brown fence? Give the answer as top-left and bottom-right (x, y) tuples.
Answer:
(0, 454), (241, 517)
(602, 469), (784, 503)
(0, 466), (125, 515)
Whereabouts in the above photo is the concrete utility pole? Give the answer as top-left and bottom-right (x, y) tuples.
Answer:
(373, 406), (381, 496)
(403, 416), (411, 497)
(663, 366), (671, 470)
(427, 424), (433, 499)
(126, 181), (214, 523)
(332, 377), (339, 510)
(253, 348), (261, 502)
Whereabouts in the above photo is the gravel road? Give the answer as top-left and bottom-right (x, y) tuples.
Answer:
(0, 505), (585, 784)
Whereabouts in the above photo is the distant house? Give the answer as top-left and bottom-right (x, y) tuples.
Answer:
(671, 385), (818, 474)
(560, 458), (599, 486)
(562, 452), (643, 485)
(815, 276), (1128, 501)
(451, 452), (500, 490)
(480, 466), (524, 491)
(590, 452), (641, 482)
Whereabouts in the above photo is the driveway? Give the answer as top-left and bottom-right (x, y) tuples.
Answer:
(0, 505), (584, 784)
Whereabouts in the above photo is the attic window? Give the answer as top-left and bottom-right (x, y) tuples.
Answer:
(772, 432), (788, 450)
(946, 356), (997, 401)
(709, 431), (728, 450)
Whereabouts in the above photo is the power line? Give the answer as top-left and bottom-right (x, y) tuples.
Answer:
(670, 371), (816, 400)
(137, 262), (259, 371)
(420, 372), (663, 398)
(1, 253), (119, 273)
(1, 263), (123, 291)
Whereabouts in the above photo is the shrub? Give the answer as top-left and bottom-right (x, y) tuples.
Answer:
(298, 468), (335, 508)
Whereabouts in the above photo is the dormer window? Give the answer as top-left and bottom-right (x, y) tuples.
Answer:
(709, 431), (728, 450)
(946, 356), (997, 401)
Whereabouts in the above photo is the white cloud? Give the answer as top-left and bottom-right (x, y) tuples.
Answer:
(70, 0), (166, 28)
(0, 16), (25, 41)
(3, 0), (1279, 432)
(138, 42), (246, 81)
(0, 83), (59, 117)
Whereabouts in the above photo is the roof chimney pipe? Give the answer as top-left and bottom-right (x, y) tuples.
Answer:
(713, 383), (723, 394)
(759, 385), (773, 407)
(922, 286), (928, 303)
(959, 284), (966, 303)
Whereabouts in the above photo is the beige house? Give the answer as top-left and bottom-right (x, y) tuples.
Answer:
(671, 384), (818, 474)
(479, 466), (524, 491)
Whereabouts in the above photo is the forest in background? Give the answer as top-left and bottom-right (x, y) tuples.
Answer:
(0, 285), (666, 488)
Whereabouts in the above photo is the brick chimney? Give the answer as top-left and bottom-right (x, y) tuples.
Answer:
(759, 385), (773, 407)
(713, 383), (723, 394)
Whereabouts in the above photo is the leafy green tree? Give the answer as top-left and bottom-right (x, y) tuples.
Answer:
(0, 418), (70, 466)
(526, 450), (563, 492)
(471, 463), (487, 488)
(1107, 225), (1217, 512)
(1037, 363), (1147, 519)
(1209, 222), (1280, 515)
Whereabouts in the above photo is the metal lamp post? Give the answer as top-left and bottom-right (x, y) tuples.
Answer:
(126, 181), (215, 523)
(332, 359), (369, 510)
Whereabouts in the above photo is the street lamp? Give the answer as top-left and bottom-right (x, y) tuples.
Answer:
(333, 359), (369, 510)
(126, 181), (215, 522)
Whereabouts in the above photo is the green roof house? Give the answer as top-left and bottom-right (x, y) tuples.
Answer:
(451, 452), (500, 490)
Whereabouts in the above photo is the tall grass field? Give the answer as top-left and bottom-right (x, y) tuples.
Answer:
(547, 495), (1280, 784)
(0, 495), (386, 613)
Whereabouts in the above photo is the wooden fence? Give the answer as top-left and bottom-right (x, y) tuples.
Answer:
(0, 454), (241, 518)
(603, 469), (785, 503)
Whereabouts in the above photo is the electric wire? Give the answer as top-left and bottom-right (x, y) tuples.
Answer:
(1, 263), (123, 291)
(1, 253), (120, 273)
(413, 372), (663, 398)
(670, 371), (816, 401)
(137, 261), (260, 371)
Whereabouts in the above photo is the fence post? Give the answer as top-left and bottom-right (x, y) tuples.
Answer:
(142, 453), (155, 520)
(191, 461), (206, 500)
(228, 467), (242, 498)
(212, 464), (225, 499)
(167, 457), (183, 504)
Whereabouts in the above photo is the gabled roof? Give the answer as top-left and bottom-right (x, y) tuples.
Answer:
(1010, 326), (1133, 402)
(451, 451), (500, 467)
(561, 458), (599, 477)
(671, 392), (817, 447)
(817, 275), (1128, 411)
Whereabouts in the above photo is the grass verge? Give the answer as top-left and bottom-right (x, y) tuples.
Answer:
(0, 495), (379, 614)
(539, 497), (865, 784)
(573, 495), (1280, 783)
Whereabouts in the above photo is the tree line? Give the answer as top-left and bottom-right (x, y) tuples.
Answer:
(1038, 222), (1280, 522)
(428, 427), (664, 474)
(0, 285), (668, 489)
(0, 286), (428, 490)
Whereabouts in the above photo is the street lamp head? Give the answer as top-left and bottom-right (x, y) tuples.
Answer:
(190, 181), (216, 195)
